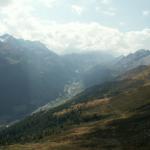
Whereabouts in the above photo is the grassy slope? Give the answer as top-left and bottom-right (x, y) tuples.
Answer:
(1, 65), (150, 150)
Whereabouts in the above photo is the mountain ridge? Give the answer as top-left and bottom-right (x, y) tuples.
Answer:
(0, 34), (115, 123)
(1, 63), (150, 150)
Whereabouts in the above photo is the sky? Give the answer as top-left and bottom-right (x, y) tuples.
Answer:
(0, 0), (150, 55)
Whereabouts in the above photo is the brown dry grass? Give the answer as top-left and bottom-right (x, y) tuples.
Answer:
(53, 98), (110, 117)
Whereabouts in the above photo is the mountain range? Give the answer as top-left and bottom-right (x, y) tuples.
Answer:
(0, 34), (117, 123)
(1, 58), (150, 150)
(0, 34), (150, 149)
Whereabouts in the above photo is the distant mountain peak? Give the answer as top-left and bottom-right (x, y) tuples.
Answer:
(0, 34), (15, 42)
(122, 49), (150, 60)
(134, 49), (150, 56)
(115, 49), (150, 72)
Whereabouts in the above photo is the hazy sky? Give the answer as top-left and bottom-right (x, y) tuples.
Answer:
(0, 0), (150, 54)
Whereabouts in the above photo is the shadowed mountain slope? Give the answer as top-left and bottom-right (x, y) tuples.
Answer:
(1, 65), (150, 149)
(0, 34), (114, 123)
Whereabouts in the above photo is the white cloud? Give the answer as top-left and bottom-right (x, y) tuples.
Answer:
(37, 0), (57, 8)
(96, 1), (116, 17)
(102, 10), (116, 16)
(0, 0), (12, 7)
(0, 0), (150, 55)
(5, 20), (149, 55)
(142, 10), (150, 16)
(71, 5), (84, 15)
(28, 24), (150, 55)
(119, 22), (126, 26)
(101, 0), (112, 5)
(96, 8), (116, 16)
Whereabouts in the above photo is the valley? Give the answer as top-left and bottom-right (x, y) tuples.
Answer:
(1, 61), (150, 149)
(0, 35), (150, 150)
(0, 1), (150, 149)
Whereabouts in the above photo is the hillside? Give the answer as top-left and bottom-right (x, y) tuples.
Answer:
(1, 34), (150, 125)
(0, 34), (114, 123)
(1, 65), (150, 149)
(115, 49), (150, 72)
(0, 34), (73, 123)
